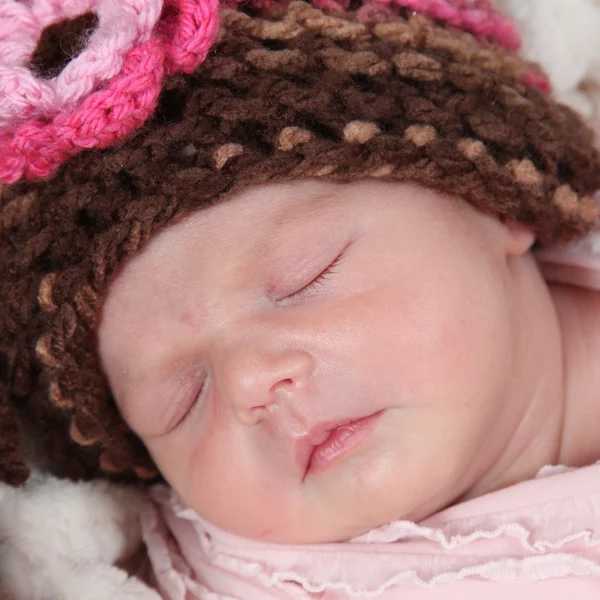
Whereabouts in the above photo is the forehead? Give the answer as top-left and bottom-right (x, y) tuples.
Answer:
(100, 179), (353, 315)
(176, 179), (348, 247)
(121, 180), (353, 278)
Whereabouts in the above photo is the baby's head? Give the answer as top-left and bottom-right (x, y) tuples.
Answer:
(2, 0), (600, 544)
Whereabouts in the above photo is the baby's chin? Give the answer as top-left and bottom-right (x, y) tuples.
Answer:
(240, 500), (447, 545)
(227, 474), (470, 546)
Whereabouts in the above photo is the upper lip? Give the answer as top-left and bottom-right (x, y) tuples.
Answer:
(294, 415), (372, 480)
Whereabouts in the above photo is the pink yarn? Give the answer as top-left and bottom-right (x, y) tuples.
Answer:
(1, 41), (164, 182)
(524, 72), (552, 96)
(158, 0), (221, 75)
(0, 0), (163, 132)
(0, 0), (219, 183)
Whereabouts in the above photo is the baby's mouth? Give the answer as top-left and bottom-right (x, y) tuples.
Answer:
(296, 412), (383, 480)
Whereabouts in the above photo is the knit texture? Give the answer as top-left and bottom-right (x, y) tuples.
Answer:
(239, 0), (522, 49)
(363, 0), (521, 49)
(0, 0), (220, 183)
(0, 0), (164, 131)
(1, 0), (600, 484)
(0, 0), (539, 185)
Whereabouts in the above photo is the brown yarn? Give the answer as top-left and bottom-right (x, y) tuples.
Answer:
(0, 382), (29, 485)
(2, 1), (600, 485)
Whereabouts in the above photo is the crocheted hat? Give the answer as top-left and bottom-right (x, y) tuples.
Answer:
(2, 0), (600, 485)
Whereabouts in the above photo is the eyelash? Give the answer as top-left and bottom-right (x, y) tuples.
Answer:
(286, 252), (345, 302)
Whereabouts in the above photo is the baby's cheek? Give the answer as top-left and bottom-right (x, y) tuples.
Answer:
(360, 411), (482, 522)
(162, 427), (293, 540)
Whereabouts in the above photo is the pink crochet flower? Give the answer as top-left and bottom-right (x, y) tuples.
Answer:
(0, 0), (220, 183)
(0, 0), (164, 132)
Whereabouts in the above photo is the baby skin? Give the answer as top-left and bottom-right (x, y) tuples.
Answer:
(98, 179), (600, 545)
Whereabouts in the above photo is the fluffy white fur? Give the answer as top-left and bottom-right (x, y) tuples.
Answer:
(494, 0), (600, 119)
(2, 2), (600, 598)
(0, 471), (160, 599)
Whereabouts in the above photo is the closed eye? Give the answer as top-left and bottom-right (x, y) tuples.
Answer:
(171, 372), (208, 432)
(285, 252), (345, 302)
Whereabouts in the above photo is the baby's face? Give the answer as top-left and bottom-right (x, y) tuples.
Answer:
(99, 180), (535, 543)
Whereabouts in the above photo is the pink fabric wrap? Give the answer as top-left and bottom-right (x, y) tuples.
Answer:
(141, 463), (600, 599)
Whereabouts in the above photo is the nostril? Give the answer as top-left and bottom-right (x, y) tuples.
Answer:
(29, 12), (99, 80)
(273, 378), (297, 394)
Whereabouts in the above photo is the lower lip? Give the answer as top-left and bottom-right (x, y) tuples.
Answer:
(308, 412), (382, 475)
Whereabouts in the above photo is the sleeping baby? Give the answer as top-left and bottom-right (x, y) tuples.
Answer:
(2, 0), (600, 597)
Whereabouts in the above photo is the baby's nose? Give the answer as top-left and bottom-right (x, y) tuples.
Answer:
(221, 343), (315, 427)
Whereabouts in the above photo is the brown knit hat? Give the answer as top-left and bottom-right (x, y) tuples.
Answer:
(2, 0), (600, 486)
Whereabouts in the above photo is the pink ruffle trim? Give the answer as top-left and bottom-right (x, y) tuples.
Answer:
(141, 464), (600, 598)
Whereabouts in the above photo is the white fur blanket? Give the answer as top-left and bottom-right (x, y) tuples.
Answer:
(0, 472), (160, 599)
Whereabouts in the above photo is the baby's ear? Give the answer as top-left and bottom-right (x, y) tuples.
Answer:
(503, 221), (535, 256)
